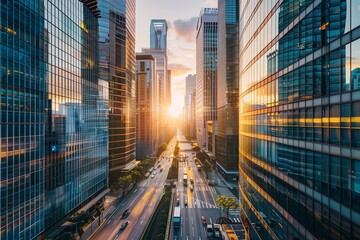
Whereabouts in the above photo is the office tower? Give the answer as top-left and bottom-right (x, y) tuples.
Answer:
(136, 54), (157, 159)
(216, 0), (239, 181)
(1, 1), (108, 239)
(150, 19), (168, 53)
(196, 8), (218, 150)
(239, 1), (360, 239)
(99, 0), (137, 184)
(185, 74), (197, 140)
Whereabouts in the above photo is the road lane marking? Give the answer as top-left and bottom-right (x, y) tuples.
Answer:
(192, 227), (195, 236)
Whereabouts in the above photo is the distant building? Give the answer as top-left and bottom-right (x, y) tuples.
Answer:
(196, 8), (218, 150)
(99, 0), (137, 184)
(216, 0), (239, 181)
(150, 19), (168, 52)
(184, 74), (197, 140)
(136, 54), (157, 159)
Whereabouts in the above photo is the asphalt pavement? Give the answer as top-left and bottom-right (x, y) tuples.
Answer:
(91, 138), (177, 240)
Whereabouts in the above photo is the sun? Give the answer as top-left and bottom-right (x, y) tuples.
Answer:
(168, 105), (182, 118)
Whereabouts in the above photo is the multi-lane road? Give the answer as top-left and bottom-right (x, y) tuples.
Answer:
(173, 136), (221, 240)
(91, 138), (177, 240)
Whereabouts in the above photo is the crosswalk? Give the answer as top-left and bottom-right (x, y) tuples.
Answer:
(232, 217), (241, 223)
(177, 186), (216, 192)
(229, 209), (240, 216)
(139, 181), (164, 187)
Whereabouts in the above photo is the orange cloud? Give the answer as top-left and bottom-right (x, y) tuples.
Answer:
(168, 63), (192, 76)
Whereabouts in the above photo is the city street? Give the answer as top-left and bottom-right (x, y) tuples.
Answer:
(91, 139), (177, 240)
(173, 136), (222, 240)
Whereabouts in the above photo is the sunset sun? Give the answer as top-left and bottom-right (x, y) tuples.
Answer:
(168, 105), (182, 118)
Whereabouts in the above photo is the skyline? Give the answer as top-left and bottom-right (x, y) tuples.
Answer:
(136, 0), (217, 115)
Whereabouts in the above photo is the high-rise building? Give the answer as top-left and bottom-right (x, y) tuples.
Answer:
(216, 0), (239, 181)
(150, 19), (168, 53)
(1, 1), (108, 239)
(136, 54), (157, 159)
(184, 74), (197, 140)
(239, 1), (360, 239)
(99, 0), (137, 184)
(196, 8), (218, 150)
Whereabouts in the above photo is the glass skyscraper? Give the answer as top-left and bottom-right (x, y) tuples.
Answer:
(1, 1), (108, 239)
(216, 0), (239, 181)
(98, 0), (137, 184)
(239, 0), (360, 239)
(196, 8), (218, 150)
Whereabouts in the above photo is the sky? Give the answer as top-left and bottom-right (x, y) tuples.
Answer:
(136, 0), (217, 117)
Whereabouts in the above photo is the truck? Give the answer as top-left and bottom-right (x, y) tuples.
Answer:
(173, 207), (181, 228)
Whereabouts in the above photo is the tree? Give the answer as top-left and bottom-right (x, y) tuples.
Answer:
(141, 158), (154, 171)
(69, 211), (91, 224)
(130, 170), (142, 184)
(192, 146), (200, 152)
(116, 175), (133, 195)
(216, 195), (239, 217)
(133, 165), (145, 175)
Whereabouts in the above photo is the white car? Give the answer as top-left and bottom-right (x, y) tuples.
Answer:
(151, 174), (155, 178)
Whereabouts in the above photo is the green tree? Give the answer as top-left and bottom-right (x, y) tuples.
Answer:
(115, 175), (133, 195)
(141, 158), (154, 171)
(192, 146), (200, 152)
(216, 195), (239, 216)
(69, 211), (91, 224)
(130, 170), (142, 184)
(133, 165), (145, 175)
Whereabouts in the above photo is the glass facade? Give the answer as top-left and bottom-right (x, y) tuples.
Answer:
(196, 8), (218, 149)
(98, 0), (136, 184)
(1, 1), (108, 239)
(216, 0), (239, 180)
(239, 0), (360, 239)
(136, 54), (156, 160)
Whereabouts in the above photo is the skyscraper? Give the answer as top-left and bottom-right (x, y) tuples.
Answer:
(98, 0), (137, 184)
(136, 54), (157, 159)
(185, 74), (197, 140)
(146, 19), (170, 144)
(150, 19), (168, 53)
(216, 0), (239, 181)
(196, 8), (218, 150)
(1, 1), (108, 239)
(239, 1), (360, 239)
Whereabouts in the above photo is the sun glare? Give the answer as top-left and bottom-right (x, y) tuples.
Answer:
(168, 105), (181, 118)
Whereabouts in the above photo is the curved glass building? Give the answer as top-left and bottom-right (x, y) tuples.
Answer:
(239, 1), (360, 239)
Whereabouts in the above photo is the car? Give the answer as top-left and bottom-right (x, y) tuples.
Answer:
(190, 185), (194, 191)
(190, 178), (194, 184)
(151, 174), (155, 178)
(184, 200), (188, 207)
(206, 224), (214, 237)
(121, 209), (130, 219)
(214, 224), (221, 238)
(201, 216), (207, 225)
(120, 221), (129, 230)
(153, 170), (156, 175)
(160, 168), (163, 172)
(176, 198), (180, 206)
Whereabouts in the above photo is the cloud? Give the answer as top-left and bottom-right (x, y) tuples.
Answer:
(168, 63), (192, 76)
(172, 17), (198, 42)
(204, 0), (217, 7)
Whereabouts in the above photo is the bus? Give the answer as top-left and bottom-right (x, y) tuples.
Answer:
(173, 207), (181, 228)
(183, 174), (188, 186)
